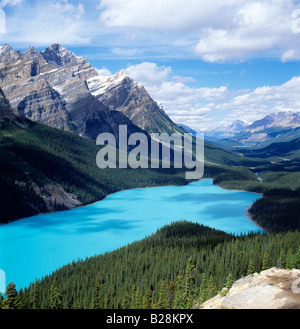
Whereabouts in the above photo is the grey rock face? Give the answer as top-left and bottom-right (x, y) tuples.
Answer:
(200, 268), (300, 309)
(41, 44), (87, 68)
(0, 86), (20, 124)
(0, 87), (13, 116)
(0, 44), (22, 64)
(0, 44), (182, 140)
(0, 44), (144, 139)
(87, 72), (182, 135)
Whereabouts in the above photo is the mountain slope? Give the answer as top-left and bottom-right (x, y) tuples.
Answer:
(205, 112), (300, 149)
(238, 137), (300, 161)
(0, 86), (191, 224)
(87, 72), (184, 135)
(0, 44), (144, 140)
(0, 87), (18, 121)
(205, 120), (247, 140)
(228, 112), (300, 146)
(0, 43), (266, 168)
(0, 120), (188, 224)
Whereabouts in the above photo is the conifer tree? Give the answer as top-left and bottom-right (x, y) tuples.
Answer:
(104, 290), (111, 309)
(247, 259), (255, 275)
(157, 281), (167, 309)
(173, 272), (185, 309)
(186, 293), (194, 309)
(166, 281), (175, 309)
(294, 249), (300, 269)
(122, 290), (130, 309)
(130, 285), (136, 309)
(286, 249), (296, 270)
(91, 283), (101, 309)
(29, 281), (40, 309)
(184, 257), (196, 303)
(279, 250), (286, 269)
(142, 288), (153, 309)
(135, 288), (143, 309)
(49, 281), (63, 309)
(262, 251), (270, 271)
(3, 282), (18, 309)
(82, 292), (89, 309)
(142, 295), (148, 310)
(225, 273), (234, 290)
(199, 276), (208, 304)
(207, 275), (217, 298)
(40, 298), (48, 309)
(13, 222), (300, 310)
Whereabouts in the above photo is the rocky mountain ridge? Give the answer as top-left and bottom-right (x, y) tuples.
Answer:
(0, 44), (182, 140)
(88, 71), (182, 134)
(205, 119), (248, 140)
(205, 112), (300, 147)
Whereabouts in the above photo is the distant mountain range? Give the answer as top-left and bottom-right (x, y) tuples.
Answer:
(202, 112), (300, 150)
(203, 120), (248, 140)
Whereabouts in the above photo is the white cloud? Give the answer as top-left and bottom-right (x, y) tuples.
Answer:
(99, 0), (300, 62)
(112, 48), (139, 57)
(97, 68), (112, 77)
(123, 62), (300, 129)
(124, 62), (172, 87)
(1, 0), (90, 45)
(172, 75), (196, 84)
(195, 2), (296, 62)
(281, 49), (300, 62)
(1, 0), (23, 7)
(220, 76), (300, 123)
(123, 62), (230, 129)
(2, 0), (299, 62)
(98, 0), (238, 32)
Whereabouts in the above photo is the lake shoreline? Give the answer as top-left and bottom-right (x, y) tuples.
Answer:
(1, 177), (264, 234)
(0, 177), (262, 290)
(245, 208), (266, 233)
(213, 182), (264, 233)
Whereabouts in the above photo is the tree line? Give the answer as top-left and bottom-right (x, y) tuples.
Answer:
(1, 221), (299, 309)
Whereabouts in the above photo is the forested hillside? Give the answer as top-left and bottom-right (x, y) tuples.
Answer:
(0, 119), (189, 223)
(0, 111), (268, 224)
(3, 221), (299, 309)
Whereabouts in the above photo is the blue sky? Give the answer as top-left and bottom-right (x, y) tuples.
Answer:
(1, 0), (300, 130)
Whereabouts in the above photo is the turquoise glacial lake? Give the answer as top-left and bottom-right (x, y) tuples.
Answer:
(0, 179), (261, 290)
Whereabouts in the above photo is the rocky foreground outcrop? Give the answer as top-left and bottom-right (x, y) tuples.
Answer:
(200, 268), (300, 309)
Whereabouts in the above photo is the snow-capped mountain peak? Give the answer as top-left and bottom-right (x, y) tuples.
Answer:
(87, 71), (133, 98)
